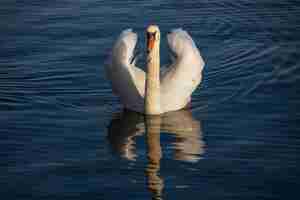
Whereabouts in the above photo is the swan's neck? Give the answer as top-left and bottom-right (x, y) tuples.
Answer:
(145, 43), (161, 115)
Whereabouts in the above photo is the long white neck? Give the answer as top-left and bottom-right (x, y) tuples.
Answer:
(145, 42), (161, 115)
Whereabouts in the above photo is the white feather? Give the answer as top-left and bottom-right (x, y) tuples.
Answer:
(160, 29), (205, 112)
(106, 29), (146, 112)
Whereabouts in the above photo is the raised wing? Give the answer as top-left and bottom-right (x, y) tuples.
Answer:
(160, 28), (205, 112)
(106, 29), (146, 112)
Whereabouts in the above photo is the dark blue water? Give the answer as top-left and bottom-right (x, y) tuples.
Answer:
(1, 0), (300, 199)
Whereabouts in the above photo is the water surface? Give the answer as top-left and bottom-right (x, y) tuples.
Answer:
(1, 0), (300, 199)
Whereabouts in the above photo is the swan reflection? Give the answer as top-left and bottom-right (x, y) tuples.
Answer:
(107, 109), (205, 199)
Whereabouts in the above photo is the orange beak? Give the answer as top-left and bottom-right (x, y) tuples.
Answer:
(147, 33), (155, 52)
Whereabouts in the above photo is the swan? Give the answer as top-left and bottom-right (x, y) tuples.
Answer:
(106, 25), (205, 115)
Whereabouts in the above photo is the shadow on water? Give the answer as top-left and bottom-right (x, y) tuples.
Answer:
(107, 109), (205, 199)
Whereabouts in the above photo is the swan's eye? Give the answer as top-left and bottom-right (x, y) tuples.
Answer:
(153, 31), (157, 40)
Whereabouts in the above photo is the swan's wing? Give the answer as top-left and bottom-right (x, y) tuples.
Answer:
(160, 28), (205, 112)
(106, 29), (146, 111)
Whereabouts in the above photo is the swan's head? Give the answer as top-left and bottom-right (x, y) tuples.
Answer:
(146, 25), (160, 53)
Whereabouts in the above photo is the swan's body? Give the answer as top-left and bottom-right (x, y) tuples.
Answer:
(106, 25), (205, 114)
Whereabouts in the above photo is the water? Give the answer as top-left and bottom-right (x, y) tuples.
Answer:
(1, 0), (300, 199)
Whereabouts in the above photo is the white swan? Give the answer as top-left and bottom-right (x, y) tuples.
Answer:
(106, 25), (205, 115)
